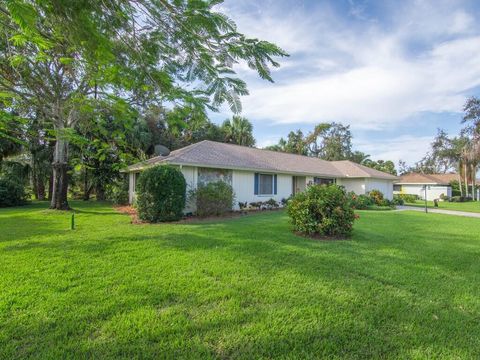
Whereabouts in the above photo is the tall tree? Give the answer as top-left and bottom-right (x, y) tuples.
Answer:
(305, 122), (352, 160)
(0, 0), (286, 209)
(222, 116), (255, 147)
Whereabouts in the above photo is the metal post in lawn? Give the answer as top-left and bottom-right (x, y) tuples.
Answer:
(424, 185), (428, 213)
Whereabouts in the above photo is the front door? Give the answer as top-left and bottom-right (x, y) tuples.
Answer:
(292, 176), (306, 195)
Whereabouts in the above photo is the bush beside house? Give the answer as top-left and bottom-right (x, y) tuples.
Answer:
(287, 184), (356, 237)
(136, 165), (186, 222)
(193, 181), (235, 217)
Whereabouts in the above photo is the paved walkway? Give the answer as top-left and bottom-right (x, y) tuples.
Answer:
(396, 205), (480, 218)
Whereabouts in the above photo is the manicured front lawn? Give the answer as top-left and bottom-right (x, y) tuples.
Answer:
(1, 201), (480, 358)
(405, 199), (480, 213)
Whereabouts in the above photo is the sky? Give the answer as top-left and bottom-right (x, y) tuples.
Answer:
(210, 0), (480, 165)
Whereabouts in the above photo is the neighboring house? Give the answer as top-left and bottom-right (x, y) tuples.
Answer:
(125, 140), (398, 210)
(394, 173), (469, 201)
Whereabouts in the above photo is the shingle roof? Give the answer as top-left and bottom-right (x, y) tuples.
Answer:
(398, 173), (469, 185)
(126, 140), (398, 180)
(330, 160), (398, 180)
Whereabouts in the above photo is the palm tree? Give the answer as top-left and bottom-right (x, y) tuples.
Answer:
(222, 116), (255, 147)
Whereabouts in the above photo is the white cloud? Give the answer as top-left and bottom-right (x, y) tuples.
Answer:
(215, 0), (480, 164)
(354, 135), (433, 164)
(219, 0), (480, 130)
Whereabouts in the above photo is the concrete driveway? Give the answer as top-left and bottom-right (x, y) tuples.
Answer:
(396, 205), (480, 218)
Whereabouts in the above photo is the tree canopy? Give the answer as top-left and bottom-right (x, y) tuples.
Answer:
(0, 0), (287, 209)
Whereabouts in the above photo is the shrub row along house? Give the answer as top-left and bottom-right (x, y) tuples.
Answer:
(125, 140), (398, 212)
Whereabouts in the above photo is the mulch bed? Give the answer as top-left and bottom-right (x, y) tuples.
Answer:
(113, 206), (269, 224)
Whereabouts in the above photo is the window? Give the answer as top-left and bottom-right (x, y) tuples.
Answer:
(314, 177), (334, 185)
(259, 174), (273, 195)
(393, 184), (402, 191)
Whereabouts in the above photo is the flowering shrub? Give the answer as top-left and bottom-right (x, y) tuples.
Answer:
(349, 192), (374, 210)
(368, 189), (384, 205)
(287, 184), (356, 237)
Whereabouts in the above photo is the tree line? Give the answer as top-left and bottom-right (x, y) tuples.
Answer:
(265, 122), (397, 175)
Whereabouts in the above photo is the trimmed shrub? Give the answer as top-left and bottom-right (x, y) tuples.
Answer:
(450, 196), (473, 203)
(136, 165), (186, 222)
(368, 189), (384, 205)
(391, 196), (404, 206)
(265, 198), (279, 209)
(0, 177), (27, 207)
(395, 193), (418, 203)
(349, 192), (374, 210)
(195, 181), (234, 217)
(287, 184), (356, 237)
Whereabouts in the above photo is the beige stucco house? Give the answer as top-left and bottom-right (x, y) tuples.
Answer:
(125, 140), (398, 211)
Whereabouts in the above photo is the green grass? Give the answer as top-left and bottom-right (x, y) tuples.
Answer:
(405, 199), (480, 213)
(1, 201), (480, 359)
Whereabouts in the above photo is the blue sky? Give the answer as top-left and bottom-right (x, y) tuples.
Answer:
(210, 0), (480, 165)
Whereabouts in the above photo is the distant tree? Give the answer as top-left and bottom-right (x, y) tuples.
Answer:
(305, 122), (352, 160)
(265, 130), (307, 155)
(222, 116), (255, 147)
(363, 159), (397, 176)
(349, 151), (370, 164)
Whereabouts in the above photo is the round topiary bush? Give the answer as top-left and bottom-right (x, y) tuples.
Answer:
(136, 165), (186, 222)
(0, 177), (27, 207)
(287, 184), (356, 237)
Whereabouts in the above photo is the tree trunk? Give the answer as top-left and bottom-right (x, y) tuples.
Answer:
(464, 163), (469, 198)
(36, 178), (46, 200)
(472, 164), (476, 201)
(83, 167), (91, 201)
(458, 166), (463, 197)
(96, 184), (105, 201)
(50, 135), (70, 210)
(47, 170), (53, 201)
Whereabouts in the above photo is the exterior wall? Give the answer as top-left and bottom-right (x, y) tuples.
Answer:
(128, 172), (136, 204)
(337, 178), (366, 196)
(395, 184), (451, 201)
(127, 165), (197, 208)
(232, 170), (293, 209)
(365, 178), (394, 200)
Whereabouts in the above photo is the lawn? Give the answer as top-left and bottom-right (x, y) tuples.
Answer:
(405, 199), (480, 213)
(1, 202), (480, 359)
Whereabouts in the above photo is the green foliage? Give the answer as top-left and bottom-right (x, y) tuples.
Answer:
(391, 196), (405, 206)
(349, 192), (374, 210)
(136, 166), (186, 222)
(0, 177), (27, 207)
(449, 196), (473, 203)
(395, 193), (418, 203)
(193, 181), (234, 217)
(222, 116), (255, 147)
(368, 189), (384, 206)
(362, 159), (397, 175)
(265, 198), (279, 209)
(105, 177), (129, 205)
(287, 184), (356, 237)
(449, 180), (462, 197)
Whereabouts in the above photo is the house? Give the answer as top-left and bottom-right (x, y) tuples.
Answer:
(125, 140), (398, 210)
(394, 173), (462, 201)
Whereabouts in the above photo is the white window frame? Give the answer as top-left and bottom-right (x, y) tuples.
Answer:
(258, 173), (274, 196)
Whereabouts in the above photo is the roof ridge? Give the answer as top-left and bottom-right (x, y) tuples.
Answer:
(201, 140), (332, 163)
